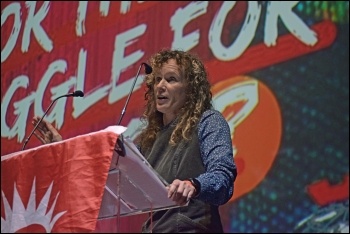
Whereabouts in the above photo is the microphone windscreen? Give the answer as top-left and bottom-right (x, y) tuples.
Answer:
(143, 63), (153, 74)
(73, 90), (84, 97)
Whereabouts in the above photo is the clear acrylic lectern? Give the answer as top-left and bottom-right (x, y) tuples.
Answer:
(97, 136), (180, 221)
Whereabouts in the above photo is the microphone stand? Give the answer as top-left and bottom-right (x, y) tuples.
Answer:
(21, 91), (84, 151)
(115, 63), (152, 157)
(117, 63), (152, 125)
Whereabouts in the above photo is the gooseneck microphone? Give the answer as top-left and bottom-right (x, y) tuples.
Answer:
(117, 62), (152, 125)
(21, 90), (85, 151)
(115, 63), (152, 158)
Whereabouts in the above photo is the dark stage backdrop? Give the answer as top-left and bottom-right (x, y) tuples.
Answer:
(1, 1), (348, 233)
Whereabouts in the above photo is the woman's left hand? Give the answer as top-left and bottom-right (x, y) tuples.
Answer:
(167, 179), (197, 206)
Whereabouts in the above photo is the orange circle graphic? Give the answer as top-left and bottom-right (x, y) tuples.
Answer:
(212, 75), (282, 201)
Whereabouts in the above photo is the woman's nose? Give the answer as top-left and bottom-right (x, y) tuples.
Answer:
(156, 79), (166, 89)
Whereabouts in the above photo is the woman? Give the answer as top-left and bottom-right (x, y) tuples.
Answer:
(32, 49), (237, 233)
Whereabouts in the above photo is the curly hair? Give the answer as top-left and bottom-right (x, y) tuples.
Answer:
(137, 49), (213, 151)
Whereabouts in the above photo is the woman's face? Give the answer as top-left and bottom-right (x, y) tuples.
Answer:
(154, 59), (187, 123)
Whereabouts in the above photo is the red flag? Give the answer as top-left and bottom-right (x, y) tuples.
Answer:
(1, 127), (120, 232)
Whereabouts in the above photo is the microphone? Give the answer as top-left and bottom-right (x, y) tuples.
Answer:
(68, 90), (84, 97)
(21, 90), (85, 151)
(117, 62), (152, 125)
(143, 63), (152, 75)
(115, 63), (151, 158)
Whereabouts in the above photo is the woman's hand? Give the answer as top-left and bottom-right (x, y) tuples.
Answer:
(167, 179), (198, 206)
(32, 116), (63, 144)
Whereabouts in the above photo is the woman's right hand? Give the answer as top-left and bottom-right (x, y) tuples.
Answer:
(32, 116), (63, 144)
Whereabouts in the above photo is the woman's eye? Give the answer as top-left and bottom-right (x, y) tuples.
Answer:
(168, 77), (176, 82)
(155, 77), (162, 83)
